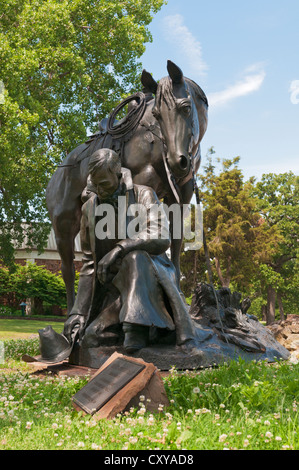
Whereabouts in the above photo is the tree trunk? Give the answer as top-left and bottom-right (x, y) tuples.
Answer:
(33, 298), (44, 316)
(215, 257), (230, 288)
(277, 293), (285, 320)
(266, 286), (276, 325)
(261, 305), (267, 322)
(203, 230), (214, 285)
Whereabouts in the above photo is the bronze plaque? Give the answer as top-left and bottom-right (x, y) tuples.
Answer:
(72, 357), (145, 415)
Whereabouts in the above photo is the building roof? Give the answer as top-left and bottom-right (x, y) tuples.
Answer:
(14, 228), (82, 262)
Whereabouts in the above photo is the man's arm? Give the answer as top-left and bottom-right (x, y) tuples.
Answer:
(116, 186), (171, 256)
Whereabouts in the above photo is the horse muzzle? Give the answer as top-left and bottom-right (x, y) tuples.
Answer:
(167, 153), (191, 179)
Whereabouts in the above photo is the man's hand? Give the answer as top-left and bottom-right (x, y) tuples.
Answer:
(97, 245), (123, 284)
(63, 314), (85, 343)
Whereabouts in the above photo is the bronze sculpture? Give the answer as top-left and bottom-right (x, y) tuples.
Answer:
(63, 148), (197, 354)
(23, 60), (290, 369)
(46, 61), (209, 314)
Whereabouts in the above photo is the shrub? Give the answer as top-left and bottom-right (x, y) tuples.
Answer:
(0, 263), (67, 310)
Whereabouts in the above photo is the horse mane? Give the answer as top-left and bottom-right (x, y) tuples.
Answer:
(153, 76), (176, 113)
(153, 76), (208, 115)
(185, 78), (209, 107)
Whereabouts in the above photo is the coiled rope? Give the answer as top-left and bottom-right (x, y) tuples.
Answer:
(106, 92), (147, 140)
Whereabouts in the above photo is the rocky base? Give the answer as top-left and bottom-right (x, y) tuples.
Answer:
(69, 283), (290, 371)
(69, 317), (290, 371)
(267, 315), (299, 363)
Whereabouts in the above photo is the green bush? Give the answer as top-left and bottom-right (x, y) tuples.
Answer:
(0, 263), (67, 309)
(0, 306), (19, 316)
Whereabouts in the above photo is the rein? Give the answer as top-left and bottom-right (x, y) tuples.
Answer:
(190, 159), (228, 342)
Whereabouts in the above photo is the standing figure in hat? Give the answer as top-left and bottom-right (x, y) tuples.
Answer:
(63, 148), (196, 354)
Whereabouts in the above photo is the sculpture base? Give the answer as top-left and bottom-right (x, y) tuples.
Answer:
(69, 284), (291, 371)
(69, 321), (290, 371)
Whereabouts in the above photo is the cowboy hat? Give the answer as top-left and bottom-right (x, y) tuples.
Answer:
(22, 325), (78, 364)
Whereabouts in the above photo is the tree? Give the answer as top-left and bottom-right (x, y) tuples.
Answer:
(199, 151), (279, 288)
(0, 263), (68, 313)
(180, 150), (281, 301)
(0, 0), (166, 265)
(251, 172), (299, 323)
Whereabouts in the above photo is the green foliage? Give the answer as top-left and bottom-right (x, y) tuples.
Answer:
(0, 263), (67, 309)
(251, 172), (299, 314)
(180, 149), (298, 318)
(0, 0), (166, 265)
(0, 305), (19, 316)
(181, 149), (278, 295)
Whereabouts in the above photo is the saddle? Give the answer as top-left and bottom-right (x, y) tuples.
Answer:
(83, 92), (148, 161)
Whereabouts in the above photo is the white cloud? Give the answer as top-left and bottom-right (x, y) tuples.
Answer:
(162, 15), (266, 107)
(290, 80), (299, 104)
(162, 14), (208, 77)
(209, 66), (266, 107)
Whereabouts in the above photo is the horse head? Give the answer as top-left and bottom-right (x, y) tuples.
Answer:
(141, 60), (208, 181)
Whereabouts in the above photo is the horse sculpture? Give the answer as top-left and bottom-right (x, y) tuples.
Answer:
(46, 61), (208, 313)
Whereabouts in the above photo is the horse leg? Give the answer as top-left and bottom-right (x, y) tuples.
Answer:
(56, 232), (77, 314)
(166, 179), (195, 286)
(51, 202), (82, 314)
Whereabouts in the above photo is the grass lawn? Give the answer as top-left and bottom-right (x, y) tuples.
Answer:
(0, 352), (298, 451)
(0, 318), (64, 340)
(0, 319), (298, 451)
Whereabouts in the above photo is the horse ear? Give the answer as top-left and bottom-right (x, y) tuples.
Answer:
(167, 60), (183, 84)
(141, 69), (158, 95)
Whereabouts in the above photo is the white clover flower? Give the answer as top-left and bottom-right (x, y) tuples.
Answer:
(147, 416), (155, 426)
(91, 443), (101, 449)
(201, 408), (211, 414)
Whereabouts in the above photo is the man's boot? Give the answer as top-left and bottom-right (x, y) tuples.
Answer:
(122, 322), (149, 354)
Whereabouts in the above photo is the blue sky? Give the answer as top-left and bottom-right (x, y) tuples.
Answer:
(140, 0), (299, 180)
